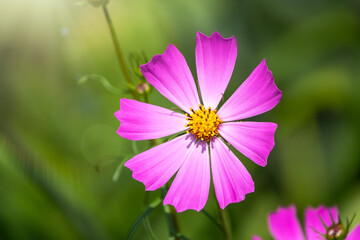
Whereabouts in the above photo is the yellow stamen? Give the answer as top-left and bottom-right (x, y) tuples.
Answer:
(185, 105), (223, 141)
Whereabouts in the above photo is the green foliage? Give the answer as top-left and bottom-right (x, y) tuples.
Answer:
(0, 0), (359, 239)
(78, 74), (128, 95)
(126, 197), (161, 240)
(112, 157), (129, 182)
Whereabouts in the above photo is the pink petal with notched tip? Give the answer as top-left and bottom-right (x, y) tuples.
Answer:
(163, 137), (210, 212)
(268, 205), (305, 240)
(346, 225), (360, 240)
(140, 44), (200, 113)
(210, 137), (254, 209)
(218, 122), (277, 167)
(218, 59), (282, 121)
(115, 99), (186, 141)
(195, 31), (237, 109)
(305, 206), (338, 240)
(124, 134), (193, 191)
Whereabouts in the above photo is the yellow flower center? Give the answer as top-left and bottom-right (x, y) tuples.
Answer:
(185, 105), (223, 141)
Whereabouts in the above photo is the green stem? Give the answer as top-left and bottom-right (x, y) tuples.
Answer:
(217, 204), (232, 240)
(170, 206), (180, 239)
(165, 183), (181, 240)
(102, 5), (138, 99)
(143, 90), (150, 104)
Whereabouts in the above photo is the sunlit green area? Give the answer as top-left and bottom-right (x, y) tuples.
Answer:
(1, 0), (360, 239)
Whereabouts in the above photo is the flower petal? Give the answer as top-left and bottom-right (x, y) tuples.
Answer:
(305, 205), (338, 240)
(346, 224), (360, 240)
(268, 205), (305, 240)
(210, 137), (254, 209)
(218, 59), (282, 121)
(115, 99), (186, 140)
(140, 44), (200, 112)
(195, 31), (237, 109)
(163, 138), (210, 212)
(218, 122), (277, 167)
(252, 236), (263, 240)
(124, 134), (192, 191)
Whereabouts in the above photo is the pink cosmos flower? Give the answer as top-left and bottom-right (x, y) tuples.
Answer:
(253, 205), (360, 240)
(115, 31), (282, 212)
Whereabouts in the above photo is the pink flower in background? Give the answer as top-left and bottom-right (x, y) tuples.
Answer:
(115, 31), (282, 212)
(253, 205), (360, 240)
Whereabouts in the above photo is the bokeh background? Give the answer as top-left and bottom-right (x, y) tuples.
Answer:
(1, 0), (360, 239)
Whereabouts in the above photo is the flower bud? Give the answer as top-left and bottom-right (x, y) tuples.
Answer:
(135, 82), (151, 94)
(325, 223), (346, 240)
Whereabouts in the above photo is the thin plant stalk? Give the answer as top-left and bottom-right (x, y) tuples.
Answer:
(165, 182), (181, 240)
(102, 4), (138, 99)
(169, 205), (180, 238)
(102, 5), (180, 238)
(218, 204), (232, 240)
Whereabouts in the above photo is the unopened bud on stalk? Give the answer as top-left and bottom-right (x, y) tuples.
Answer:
(325, 223), (346, 240)
(135, 82), (151, 94)
(319, 213), (356, 240)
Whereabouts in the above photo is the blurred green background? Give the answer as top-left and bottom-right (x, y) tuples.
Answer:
(0, 0), (360, 239)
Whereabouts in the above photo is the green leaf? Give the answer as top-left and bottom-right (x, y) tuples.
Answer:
(77, 74), (132, 95)
(128, 52), (148, 82)
(200, 209), (224, 232)
(126, 198), (161, 240)
(142, 193), (158, 240)
(131, 141), (139, 154)
(143, 217), (158, 240)
(175, 232), (190, 240)
(112, 157), (129, 182)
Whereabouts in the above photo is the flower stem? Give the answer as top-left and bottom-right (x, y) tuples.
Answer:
(102, 4), (138, 99)
(169, 205), (180, 238)
(165, 183), (181, 240)
(217, 204), (232, 240)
